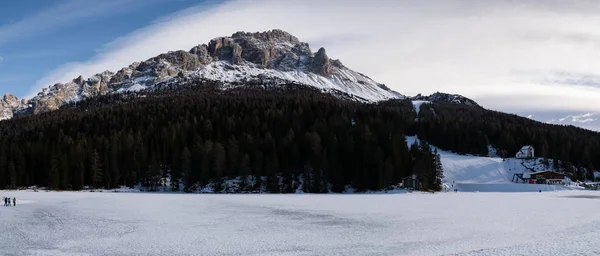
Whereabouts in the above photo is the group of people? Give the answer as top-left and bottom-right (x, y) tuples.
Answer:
(3, 197), (15, 207)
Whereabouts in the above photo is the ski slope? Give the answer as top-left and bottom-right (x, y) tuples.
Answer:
(1, 190), (600, 255)
(405, 136), (582, 192)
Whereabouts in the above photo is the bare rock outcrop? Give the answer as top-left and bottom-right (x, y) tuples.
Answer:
(311, 48), (333, 76)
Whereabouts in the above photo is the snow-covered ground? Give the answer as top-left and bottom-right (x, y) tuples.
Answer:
(405, 136), (583, 192)
(1, 191), (599, 255)
(411, 100), (430, 121)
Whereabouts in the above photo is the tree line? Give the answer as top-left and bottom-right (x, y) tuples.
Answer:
(0, 81), (598, 192)
(0, 83), (443, 192)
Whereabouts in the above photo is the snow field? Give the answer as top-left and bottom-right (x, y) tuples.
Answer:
(405, 135), (583, 192)
(1, 191), (600, 255)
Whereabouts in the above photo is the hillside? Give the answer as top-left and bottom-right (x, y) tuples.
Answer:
(0, 30), (599, 192)
(413, 101), (600, 181)
(0, 82), (598, 192)
(406, 136), (586, 192)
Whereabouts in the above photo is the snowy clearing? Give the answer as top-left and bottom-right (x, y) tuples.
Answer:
(411, 100), (430, 119)
(405, 136), (584, 192)
(1, 191), (600, 255)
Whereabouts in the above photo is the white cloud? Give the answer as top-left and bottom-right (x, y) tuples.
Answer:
(558, 113), (597, 123)
(28, 0), (600, 118)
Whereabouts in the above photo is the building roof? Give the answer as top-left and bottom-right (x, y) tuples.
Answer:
(519, 145), (533, 151)
(528, 170), (565, 176)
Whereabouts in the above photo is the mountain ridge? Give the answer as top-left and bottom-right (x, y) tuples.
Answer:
(409, 92), (480, 107)
(0, 29), (408, 120)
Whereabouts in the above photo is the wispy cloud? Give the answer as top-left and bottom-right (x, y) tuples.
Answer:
(558, 113), (598, 123)
(28, 0), (600, 118)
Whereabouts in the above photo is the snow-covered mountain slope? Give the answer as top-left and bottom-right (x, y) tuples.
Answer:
(405, 136), (585, 192)
(0, 29), (403, 120)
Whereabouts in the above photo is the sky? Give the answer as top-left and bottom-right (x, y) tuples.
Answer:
(1, 0), (600, 130)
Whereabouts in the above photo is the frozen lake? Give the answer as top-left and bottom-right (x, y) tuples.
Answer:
(1, 190), (599, 256)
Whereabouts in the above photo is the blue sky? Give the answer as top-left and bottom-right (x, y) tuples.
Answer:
(0, 0), (207, 97)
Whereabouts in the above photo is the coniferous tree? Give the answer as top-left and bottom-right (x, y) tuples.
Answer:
(90, 150), (103, 188)
(48, 153), (60, 190)
(226, 137), (240, 176)
(60, 154), (70, 190)
(8, 160), (16, 189)
(212, 142), (226, 179)
(180, 146), (191, 190)
(0, 148), (7, 188)
(433, 148), (444, 191)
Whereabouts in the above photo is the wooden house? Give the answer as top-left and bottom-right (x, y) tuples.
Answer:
(516, 145), (535, 159)
(524, 171), (565, 184)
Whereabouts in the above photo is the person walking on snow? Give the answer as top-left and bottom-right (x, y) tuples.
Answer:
(13, 198), (15, 206)
(7, 197), (11, 206)
(3, 197), (6, 206)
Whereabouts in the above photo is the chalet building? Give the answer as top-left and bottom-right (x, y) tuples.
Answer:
(516, 145), (535, 159)
(519, 171), (566, 184)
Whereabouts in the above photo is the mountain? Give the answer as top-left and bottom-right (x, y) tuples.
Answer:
(0, 29), (403, 120)
(409, 92), (480, 107)
(1, 29), (599, 192)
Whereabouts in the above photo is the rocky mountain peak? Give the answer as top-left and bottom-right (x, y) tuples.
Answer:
(3, 93), (18, 105)
(1, 93), (21, 121)
(231, 29), (300, 45)
(73, 75), (85, 85)
(0, 29), (403, 120)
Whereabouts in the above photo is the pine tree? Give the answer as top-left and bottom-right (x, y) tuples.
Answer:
(226, 137), (240, 176)
(8, 160), (16, 189)
(266, 174), (280, 193)
(60, 154), (70, 190)
(109, 139), (120, 188)
(180, 146), (191, 190)
(433, 148), (444, 191)
(91, 150), (103, 188)
(71, 142), (85, 190)
(201, 140), (213, 182)
(0, 148), (7, 188)
(212, 142), (226, 179)
(49, 153), (60, 190)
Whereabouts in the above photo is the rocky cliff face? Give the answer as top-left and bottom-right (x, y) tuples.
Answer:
(0, 29), (403, 120)
(0, 94), (20, 120)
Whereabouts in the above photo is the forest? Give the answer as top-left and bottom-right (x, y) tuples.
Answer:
(0, 81), (597, 192)
(0, 83), (441, 192)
